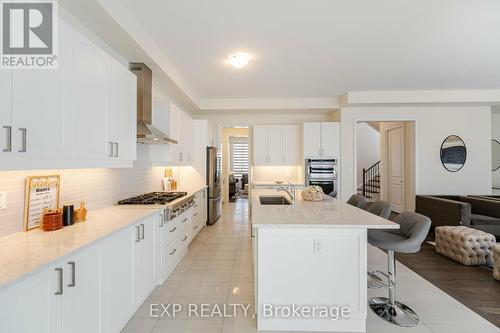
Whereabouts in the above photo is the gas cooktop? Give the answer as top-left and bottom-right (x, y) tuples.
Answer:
(118, 192), (187, 205)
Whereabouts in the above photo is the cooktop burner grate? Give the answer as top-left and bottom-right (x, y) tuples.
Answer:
(118, 192), (187, 205)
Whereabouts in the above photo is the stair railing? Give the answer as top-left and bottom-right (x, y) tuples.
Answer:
(362, 161), (380, 197)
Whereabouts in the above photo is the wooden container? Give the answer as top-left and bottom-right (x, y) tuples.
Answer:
(74, 202), (87, 223)
(41, 209), (63, 231)
(301, 190), (325, 202)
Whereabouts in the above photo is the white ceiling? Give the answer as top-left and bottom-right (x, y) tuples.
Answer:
(117, 0), (500, 103)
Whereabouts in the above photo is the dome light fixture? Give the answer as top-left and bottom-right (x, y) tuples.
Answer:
(227, 52), (252, 68)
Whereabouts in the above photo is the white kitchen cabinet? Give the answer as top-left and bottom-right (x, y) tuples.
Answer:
(0, 264), (62, 333)
(253, 125), (301, 165)
(71, 29), (109, 161)
(108, 60), (137, 161)
(10, 20), (71, 160)
(104, 225), (135, 333)
(61, 243), (101, 333)
(303, 122), (340, 158)
(134, 215), (157, 306)
(0, 65), (11, 160)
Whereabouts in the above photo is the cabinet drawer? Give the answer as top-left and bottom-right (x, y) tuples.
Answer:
(164, 232), (188, 277)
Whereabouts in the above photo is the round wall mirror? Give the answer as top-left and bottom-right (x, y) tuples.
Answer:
(492, 139), (500, 172)
(440, 135), (466, 172)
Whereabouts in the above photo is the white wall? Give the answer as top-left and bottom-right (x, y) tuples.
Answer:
(492, 111), (500, 188)
(356, 122), (380, 187)
(341, 106), (492, 200)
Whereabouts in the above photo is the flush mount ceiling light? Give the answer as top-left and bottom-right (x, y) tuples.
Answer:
(227, 52), (252, 68)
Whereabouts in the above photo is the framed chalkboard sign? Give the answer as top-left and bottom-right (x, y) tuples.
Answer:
(24, 175), (61, 231)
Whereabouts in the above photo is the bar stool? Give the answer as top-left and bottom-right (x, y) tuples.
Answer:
(368, 212), (431, 327)
(347, 194), (368, 208)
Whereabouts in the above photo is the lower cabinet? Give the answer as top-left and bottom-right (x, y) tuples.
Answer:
(134, 215), (157, 305)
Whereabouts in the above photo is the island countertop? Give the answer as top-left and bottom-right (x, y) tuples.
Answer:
(251, 189), (399, 229)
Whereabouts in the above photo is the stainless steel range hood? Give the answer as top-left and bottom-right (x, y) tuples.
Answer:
(129, 63), (177, 144)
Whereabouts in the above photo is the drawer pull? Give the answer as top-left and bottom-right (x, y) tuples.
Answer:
(159, 214), (164, 227)
(2, 126), (11, 152)
(67, 261), (76, 287)
(169, 248), (177, 256)
(54, 267), (63, 295)
(182, 236), (188, 241)
(193, 225), (198, 230)
(182, 218), (188, 223)
(193, 213), (198, 217)
(169, 227), (177, 233)
(140, 224), (145, 240)
(135, 226), (140, 242)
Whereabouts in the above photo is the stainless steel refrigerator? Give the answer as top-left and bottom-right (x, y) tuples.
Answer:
(207, 146), (222, 224)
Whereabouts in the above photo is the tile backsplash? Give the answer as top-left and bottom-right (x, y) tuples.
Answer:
(0, 145), (165, 237)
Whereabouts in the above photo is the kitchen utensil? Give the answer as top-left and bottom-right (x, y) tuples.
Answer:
(41, 209), (63, 231)
(74, 202), (87, 223)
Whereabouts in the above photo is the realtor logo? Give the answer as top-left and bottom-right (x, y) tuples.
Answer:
(1, 0), (58, 69)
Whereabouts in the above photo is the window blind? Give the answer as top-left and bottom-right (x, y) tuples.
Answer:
(230, 137), (249, 178)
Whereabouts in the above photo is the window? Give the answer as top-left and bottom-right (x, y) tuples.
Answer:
(230, 137), (249, 178)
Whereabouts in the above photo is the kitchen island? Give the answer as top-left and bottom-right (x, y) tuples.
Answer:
(251, 189), (398, 332)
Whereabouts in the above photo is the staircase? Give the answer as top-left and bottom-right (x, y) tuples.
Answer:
(358, 161), (380, 200)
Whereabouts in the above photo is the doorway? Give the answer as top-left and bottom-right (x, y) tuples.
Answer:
(221, 127), (249, 204)
(356, 121), (416, 213)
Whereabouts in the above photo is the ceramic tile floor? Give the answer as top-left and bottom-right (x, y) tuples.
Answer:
(122, 201), (500, 333)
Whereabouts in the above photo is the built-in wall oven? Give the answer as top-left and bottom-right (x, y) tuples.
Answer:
(305, 159), (338, 197)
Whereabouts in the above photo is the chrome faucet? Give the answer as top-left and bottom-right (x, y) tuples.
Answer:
(277, 181), (296, 205)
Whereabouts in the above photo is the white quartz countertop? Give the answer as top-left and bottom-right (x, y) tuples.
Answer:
(0, 206), (162, 288)
(252, 181), (304, 186)
(251, 189), (399, 229)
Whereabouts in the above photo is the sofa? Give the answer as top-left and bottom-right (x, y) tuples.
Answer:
(416, 195), (500, 238)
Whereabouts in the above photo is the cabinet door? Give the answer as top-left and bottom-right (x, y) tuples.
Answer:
(169, 104), (180, 162)
(267, 126), (283, 164)
(303, 122), (321, 157)
(11, 20), (71, 159)
(185, 115), (193, 164)
(321, 122), (340, 157)
(253, 126), (269, 165)
(282, 125), (300, 165)
(62, 243), (101, 333)
(108, 60), (137, 161)
(71, 30), (108, 160)
(105, 225), (135, 332)
(0, 65), (11, 159)
(135, 216), (157, 305)
(0, 265), (62, 333)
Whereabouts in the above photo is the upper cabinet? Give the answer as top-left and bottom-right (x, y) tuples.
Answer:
(253, 125), (301, 165)
(0, 16), (137, 170)
(303, 122), (340, 158)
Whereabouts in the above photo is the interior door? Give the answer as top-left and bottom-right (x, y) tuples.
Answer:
(0, 64), (12, 159)
(387, 126), (405, 213)
(62, 243), (101, 333)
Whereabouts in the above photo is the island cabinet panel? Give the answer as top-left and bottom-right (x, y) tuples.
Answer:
(255, 228), (367, 332)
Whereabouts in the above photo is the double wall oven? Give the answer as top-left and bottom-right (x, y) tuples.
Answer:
(305, 159), (338, 197)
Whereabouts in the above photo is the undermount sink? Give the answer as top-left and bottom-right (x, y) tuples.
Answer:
(259, 195), (292, 205)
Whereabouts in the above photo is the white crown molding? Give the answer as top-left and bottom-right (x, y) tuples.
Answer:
(341, 90), (500, 106)
(96, 0), (200, 107)
(199, 97), (339, 111)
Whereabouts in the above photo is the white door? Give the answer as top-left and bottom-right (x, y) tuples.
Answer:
(267, 126), (283, 164)
(71, 30), (109, 160)
(108, 60), (137, 161)
(282, 125), (300, 165)
(11, 20), (71, 159)
(0, 264), (62, 333)
(62, 243), (101, 333)
(0, 65), (12, 159)
(105, 226), (135, 332)
(253, 126), (268, 165)
(303, 122), (321, 157)
(387, 126), (405, 213)
(135, 217), (157, 305)
(321, 122), (340, 157)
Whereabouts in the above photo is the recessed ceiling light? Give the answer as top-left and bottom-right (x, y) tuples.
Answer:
(227, 52), (252, 68)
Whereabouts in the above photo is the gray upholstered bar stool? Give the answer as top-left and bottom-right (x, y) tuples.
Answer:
(368, 212), (431, 327)
(347, 194), (368, 208)
(363, 200), (393, 288)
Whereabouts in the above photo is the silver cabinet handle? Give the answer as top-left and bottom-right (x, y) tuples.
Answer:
(182, 236), (188, 241)
(182, 218), (188, 223)
(54, 267), (63, 295)
(140, 223), (145, 240)
(114, 142), (118, 157)
(2, 126), (11, 152)
(108, 141), (114, 157)
(179, 152), (183, 161)
(169, 227), (177, 233)
(193, 213), (198, 217)
(67, 261), (76, 287)
(18, 128), (26, 152)
(159, 214), (164, 227)
(193, 225), (198, 230)
(168, 248), (177, 256)
(135, 226), (140, 242)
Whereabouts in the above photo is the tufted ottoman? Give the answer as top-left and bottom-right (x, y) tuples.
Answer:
(494, 245), (500, 281)
(435, 226), (495, 265)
